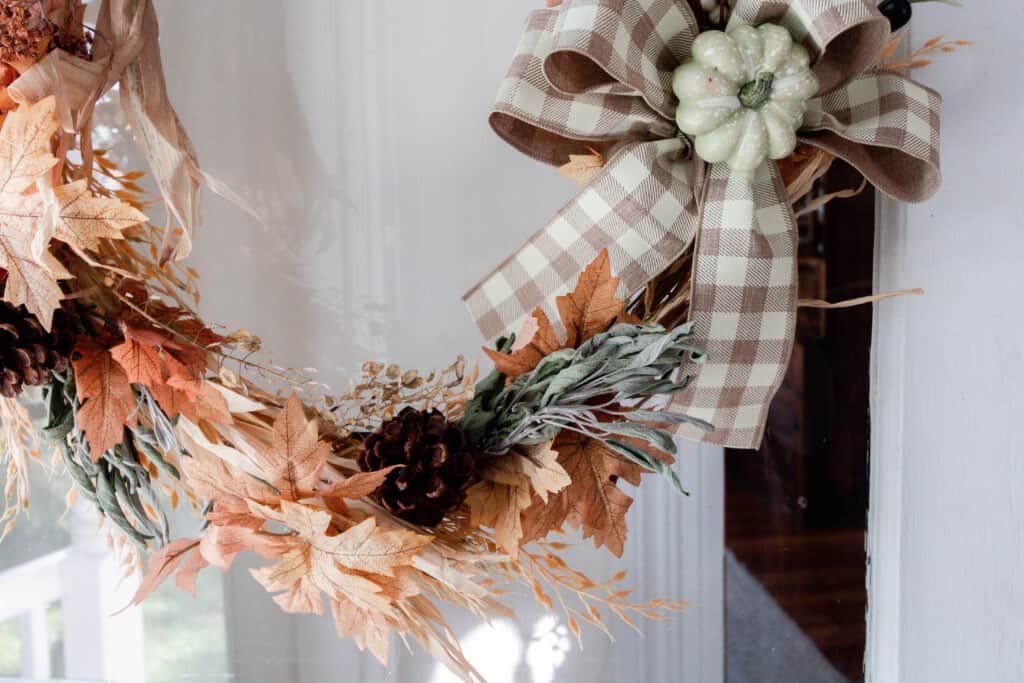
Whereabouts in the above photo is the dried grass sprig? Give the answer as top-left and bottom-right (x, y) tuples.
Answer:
(880, 34), (973, 72)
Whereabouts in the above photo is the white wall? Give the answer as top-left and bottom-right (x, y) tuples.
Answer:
(871, 5), (1024, 682)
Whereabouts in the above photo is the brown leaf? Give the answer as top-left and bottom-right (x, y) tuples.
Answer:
(127, 537), (200, 607)
(483, 248), (623, 378)
(73, 341), (137, 462)
(521, 432), (641, 557)
(556, 248), (623, 348)
(483, 307), (563, 379)
(110, 326), (166, 388)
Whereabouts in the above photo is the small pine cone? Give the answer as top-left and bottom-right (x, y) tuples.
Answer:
(0, 297), (82, 398)
(358, 407), (476, 527)
(0, 1), (52, 66)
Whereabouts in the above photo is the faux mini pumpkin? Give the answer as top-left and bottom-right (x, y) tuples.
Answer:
(672, 23), (819, 171)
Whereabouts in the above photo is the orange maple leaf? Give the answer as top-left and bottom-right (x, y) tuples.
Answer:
(73, 341), (137, 462)
(484, 248), (624, 378)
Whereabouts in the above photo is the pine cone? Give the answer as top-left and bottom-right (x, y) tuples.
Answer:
(0, 294), (82, 398)
(358, 407), (476, 527)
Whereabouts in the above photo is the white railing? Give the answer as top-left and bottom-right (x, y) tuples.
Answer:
(0, 503), (145, 682)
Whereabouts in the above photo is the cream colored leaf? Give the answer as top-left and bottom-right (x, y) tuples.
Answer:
(247, 394), (331, 499)
(0, 97), (58, 197)
(321, 516), (432, 577)
(52, 179), (147, 252)
(0, 205), (69, 329)
(518, 441), (571, 504)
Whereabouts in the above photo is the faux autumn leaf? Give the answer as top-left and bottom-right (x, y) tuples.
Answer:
(468, 442), (569, 557)
(248, 501), (429, 618)
(0, 98), (146, 329)
(246, 394), (331, 499)
(556, 248), (623, 348)
(51, 179), (148, 252)
(319, 465), (403, 502)
(0, 96), (67, 329)
(521, 431), (641, 558)
(126, 538), (201, 607)
(110, 327), (167, 388)
(557, 149), (605, 188)
(485, 248), (622, 378)
(73, 341), (137, 462)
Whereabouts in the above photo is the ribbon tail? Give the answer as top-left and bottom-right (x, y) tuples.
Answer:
(464, 138), (699, 343)
(671, 161), (798, 450)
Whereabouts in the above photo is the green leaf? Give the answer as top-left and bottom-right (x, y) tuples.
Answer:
(606, 439), (688, 496)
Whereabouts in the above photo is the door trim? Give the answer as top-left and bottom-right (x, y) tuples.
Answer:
(866, 193), (909, 683)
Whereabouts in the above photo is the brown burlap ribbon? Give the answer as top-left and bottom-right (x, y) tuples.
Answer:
(464, 0), (941, 448)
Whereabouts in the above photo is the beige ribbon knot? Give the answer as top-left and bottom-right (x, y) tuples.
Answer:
(466, 0), (941, 448)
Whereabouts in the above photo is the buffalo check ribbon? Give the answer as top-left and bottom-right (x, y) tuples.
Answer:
(464, 0), (941, 449)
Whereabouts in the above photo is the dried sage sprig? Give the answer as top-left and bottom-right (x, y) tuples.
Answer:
(461, 322), (711, 493)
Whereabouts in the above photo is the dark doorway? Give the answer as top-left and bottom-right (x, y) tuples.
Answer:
(725, 161), (874, 682)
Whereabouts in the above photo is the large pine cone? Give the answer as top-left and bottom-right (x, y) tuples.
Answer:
(0, 298), (81, 398)
(358, 407), (476, 527)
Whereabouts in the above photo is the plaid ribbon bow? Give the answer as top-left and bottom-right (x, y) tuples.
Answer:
(464, 0), (941, 448)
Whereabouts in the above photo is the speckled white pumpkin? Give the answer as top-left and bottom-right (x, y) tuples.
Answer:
(672, 23), (819, 171)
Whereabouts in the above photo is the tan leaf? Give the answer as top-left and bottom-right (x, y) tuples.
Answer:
(521, 432), (641, 557)
(51, 179), (147, 252)
(557, 150), (605, 188)
(0, 97), (58, 197)
(321, 516), (432, 577)
(243, 394), (329, 498)
(467, 442), (569, 557)
(0, 210), (69, 329)
(73, 341), (137, 462)
(331, 598), (393, 665)
(0, 99), (145, 328)
(467, 479), (530, 558)
(318, 465), (402, 501)
(177, 440), (277, 513)
(556, 248), (623, 347)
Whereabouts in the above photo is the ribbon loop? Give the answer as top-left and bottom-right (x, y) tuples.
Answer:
(544, 0), (699, 118)
(730, 0), (890, 95)
(489, 8), (669, 167)
(802, 73), (942, 202)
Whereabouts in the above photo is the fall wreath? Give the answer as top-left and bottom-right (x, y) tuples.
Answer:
(0, 0), (965, 679)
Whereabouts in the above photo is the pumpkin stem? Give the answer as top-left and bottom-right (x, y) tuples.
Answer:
(738, 72), (774, 109)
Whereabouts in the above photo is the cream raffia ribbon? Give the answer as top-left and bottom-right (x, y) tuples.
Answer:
(464, 0), (941, 448)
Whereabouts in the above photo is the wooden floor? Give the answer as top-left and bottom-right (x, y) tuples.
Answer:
(726, 483), (868, 680)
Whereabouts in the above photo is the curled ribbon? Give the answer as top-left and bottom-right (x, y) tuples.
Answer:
(464, 0), (941, 448)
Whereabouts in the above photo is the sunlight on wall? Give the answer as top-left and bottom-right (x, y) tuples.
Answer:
(430, 616), (571, 683)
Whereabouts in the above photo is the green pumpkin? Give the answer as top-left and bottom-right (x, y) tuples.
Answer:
(672, 23), (819, 171)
